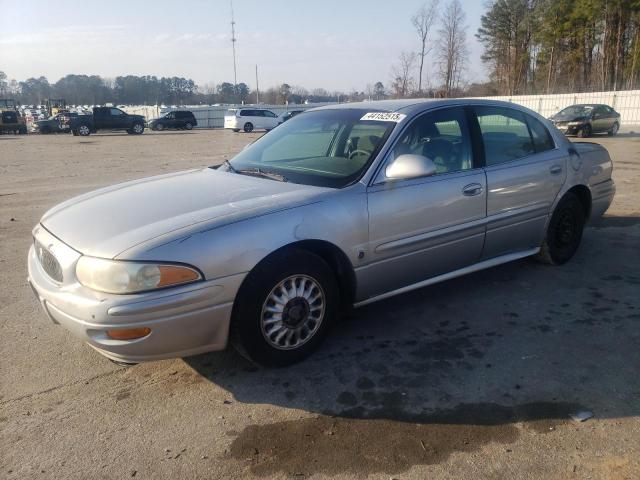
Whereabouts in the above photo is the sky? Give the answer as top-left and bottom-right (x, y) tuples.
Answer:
(0, 0), (488, 92)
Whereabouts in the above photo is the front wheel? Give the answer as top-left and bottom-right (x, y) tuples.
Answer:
(184, 122), (193, 130)
(131, 122), (144, 134)
(243, 122), (254, 133)
(77, 125), (91, 136)
(155, 123), (165, 131)
(231, 249), (338, 367)
(577, 124), (592, 138)
(608, 122), (619, 136)
(536, 192), (585, 265)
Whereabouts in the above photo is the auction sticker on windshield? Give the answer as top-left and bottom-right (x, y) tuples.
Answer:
(361, 112), (407, 122)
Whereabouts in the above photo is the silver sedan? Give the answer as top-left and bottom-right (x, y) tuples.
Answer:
(28, 99), (616, 366)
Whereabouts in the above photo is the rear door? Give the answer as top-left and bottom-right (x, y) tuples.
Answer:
(474, 105), (566, 259)
(363, 106), (486, 299)
(263, 110), (279, 129)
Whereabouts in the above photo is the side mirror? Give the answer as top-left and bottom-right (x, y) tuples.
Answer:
(385, 154), (437, 180)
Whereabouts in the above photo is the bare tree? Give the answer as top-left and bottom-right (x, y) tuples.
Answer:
(412, 0), (439, 93)
(437, 0), (468, 96)
(391, 52), (417, 98)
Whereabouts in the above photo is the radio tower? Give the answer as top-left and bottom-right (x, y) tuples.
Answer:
(230, 0), (238, 86)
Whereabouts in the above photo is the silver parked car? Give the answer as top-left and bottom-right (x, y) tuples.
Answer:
(28, 99), (615, 366)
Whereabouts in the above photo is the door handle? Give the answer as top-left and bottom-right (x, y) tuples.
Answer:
(549, 165), (563, 175)
(462, 183), (483, 196)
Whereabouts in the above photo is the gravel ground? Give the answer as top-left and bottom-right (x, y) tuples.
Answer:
(1, 128), (639, 480)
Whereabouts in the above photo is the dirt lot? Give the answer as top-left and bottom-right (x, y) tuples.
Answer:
(1, 128), (639, 480)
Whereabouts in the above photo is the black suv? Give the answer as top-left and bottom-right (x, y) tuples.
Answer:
(150, 111), (198, 131)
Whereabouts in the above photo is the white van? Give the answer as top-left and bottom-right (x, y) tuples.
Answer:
(224, 108), (279, 133)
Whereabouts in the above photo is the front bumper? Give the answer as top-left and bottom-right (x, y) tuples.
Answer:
(554, 124), (582, 135)
(27, 229), (244, 363)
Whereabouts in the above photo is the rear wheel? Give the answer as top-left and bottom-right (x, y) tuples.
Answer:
(184, 122), (193, 130)
(231, 249), (338, 367)
(156, 123), (165, 131)
(243, 122), (254, 133)
(577, 124), (592, 138)
(536, 192), (586, 265)
(77, 124), (91, 136)
(608, 122), (619, 136)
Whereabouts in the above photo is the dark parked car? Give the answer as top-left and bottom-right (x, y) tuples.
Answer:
(37, 112), (78, 134)
(68, 107), (146, 136)
(549, 104), (620, 138)
(149, 111), (198, 131)
(278, 110), (304, 124)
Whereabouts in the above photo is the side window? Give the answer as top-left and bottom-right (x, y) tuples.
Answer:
(390, 107), (472, 175)
(525, 114), (555, 153)
(110, 108), (124, 116)
(240, 110), (251, 117)
(475, 106), (534, 166)
(263, 111), (277, 118)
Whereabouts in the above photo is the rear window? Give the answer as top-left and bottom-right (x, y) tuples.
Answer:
(525, 114), (555, 153)
(475, 106), (535, 166)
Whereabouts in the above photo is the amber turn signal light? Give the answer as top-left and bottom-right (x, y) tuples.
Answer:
(106, 327), (151, 340)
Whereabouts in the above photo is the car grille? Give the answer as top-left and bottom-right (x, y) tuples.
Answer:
(35, 242), (63, 282)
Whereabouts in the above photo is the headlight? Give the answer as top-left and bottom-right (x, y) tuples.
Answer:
(76, 257), (202, 294)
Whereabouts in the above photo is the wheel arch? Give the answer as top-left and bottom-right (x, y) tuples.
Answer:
(567, 184), (592, 220)
(237, 239), (357, 313)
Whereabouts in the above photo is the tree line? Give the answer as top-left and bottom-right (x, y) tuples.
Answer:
(391, 0), (640, 98)
(477, 0), (640, 95)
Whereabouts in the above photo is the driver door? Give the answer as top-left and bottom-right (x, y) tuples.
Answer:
(361, 107), (487, 299)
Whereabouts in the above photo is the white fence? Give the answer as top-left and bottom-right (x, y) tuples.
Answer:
(123, 104), (330, 128)
(123, 89), (640, 128)
(476, 90), (640, 125)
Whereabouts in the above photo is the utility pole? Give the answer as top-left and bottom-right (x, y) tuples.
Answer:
(230, 0), (238, 87)
(255, 64), (260, 104)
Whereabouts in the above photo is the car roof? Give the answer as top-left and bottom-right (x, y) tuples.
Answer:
(308, 98), (541, 116)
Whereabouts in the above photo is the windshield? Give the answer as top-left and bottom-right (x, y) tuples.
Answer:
(220, 109), (397, 188)
(558, 105), (594, 117)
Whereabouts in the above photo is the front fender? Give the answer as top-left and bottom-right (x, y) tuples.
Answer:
(120, 186), (369, 282)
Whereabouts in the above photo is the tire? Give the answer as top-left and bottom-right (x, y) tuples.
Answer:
(577, 124), (592, 138)
(156, 123), (165, 131)
(184, 122), (193, 130)
(535, 192), (586, 265)
(243, 122), (254, 133)
(608, 122), (619, 136)
(233, 129), (240, 133)
(77, 124), (91, 136)
(231, 249), (339, 367)
(131, 122), (144, 135)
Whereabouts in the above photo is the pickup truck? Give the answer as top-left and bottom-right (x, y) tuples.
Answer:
(68, 107), (146, 136)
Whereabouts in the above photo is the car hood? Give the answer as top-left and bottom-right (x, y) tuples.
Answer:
(41, 168), (330, 259)
(551, 113), (588, 122)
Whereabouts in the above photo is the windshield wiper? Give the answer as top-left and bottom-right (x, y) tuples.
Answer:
(220, 159), (237, 173)
(236, 168), (288, 183)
